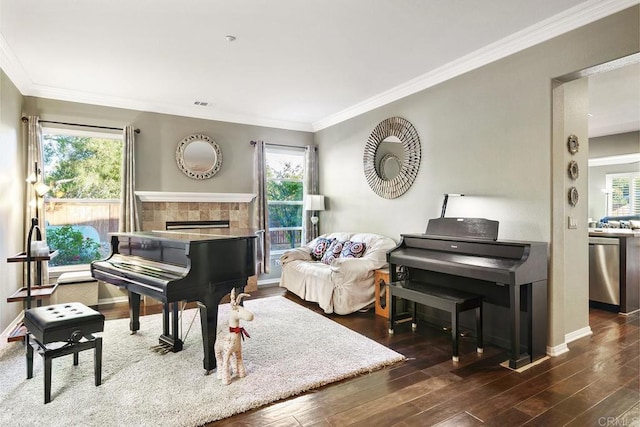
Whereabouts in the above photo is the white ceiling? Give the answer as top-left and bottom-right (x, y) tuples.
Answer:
(0, 0), (637, 133)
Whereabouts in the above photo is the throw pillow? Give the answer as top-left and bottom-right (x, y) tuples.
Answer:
(311, 237), (334, 261)
(340, 241), (367, 258)
(321, 239), (344, 265)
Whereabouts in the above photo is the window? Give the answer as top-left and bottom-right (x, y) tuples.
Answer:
(265, 146), (306, 263)
(605, 171), (640, 216)
(42, 128), (123, 270)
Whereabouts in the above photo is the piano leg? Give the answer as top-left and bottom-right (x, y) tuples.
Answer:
(158, 302), (183, 352)
(198, 285), (236, 374)
(128, 291), (141, 334)
(530, 280), (548, 362)
(388, 294), (396, 335)
(411, 301), (418, 331)
(508, 284), (532, 369)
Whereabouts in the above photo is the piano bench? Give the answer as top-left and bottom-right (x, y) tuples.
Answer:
(23, 303), (105, 404)
(387, 280), (484, 362)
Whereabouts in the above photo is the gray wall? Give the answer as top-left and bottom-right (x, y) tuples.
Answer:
(0, 69), (25, 334)
(315, 8), (638, 241)
(553, 77), (590, 346)
(315, 7), (639, 349)
(23, 97), (314, 195)
(590, 131), (640, 158)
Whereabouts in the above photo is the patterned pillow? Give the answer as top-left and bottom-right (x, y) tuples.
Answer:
(340, 241), (367, 259)
(311, 237), (334, 261)
(321, 239), (344, 265)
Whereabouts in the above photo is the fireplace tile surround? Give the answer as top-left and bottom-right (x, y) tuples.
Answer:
(140, 202), (250, 232)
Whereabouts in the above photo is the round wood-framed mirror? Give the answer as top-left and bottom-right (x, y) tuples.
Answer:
(176, 134), (223, 179)
(363, 117), (421, 199)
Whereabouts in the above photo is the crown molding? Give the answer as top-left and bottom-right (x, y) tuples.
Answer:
(311, 0), (639, 131)
(135, 191), (256, 203)
(2, 0), (636, 133)
(588, 153), (640, 167)
(23, 83), (314, 132)
(0, 34), (31, 92)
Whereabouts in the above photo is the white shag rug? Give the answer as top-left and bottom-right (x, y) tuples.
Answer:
(0, 296), (404, 426)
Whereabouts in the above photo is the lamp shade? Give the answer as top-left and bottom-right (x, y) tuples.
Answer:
(33, 181), (50, 197)
(304, 194), (325, 211)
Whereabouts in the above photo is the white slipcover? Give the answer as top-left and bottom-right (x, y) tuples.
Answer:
(279, 232), (397, 314)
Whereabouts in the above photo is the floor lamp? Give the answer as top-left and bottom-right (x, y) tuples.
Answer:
(25, 161), (50, 308)
(304, 195), (325, 237)
(601, 189), (611, 218)
(26, 161), (50, 222)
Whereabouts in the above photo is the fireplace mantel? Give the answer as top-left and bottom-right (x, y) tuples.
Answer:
(135, 191), (256, 203)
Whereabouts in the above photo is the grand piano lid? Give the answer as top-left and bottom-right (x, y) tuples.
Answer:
(425, 217), (499, 241)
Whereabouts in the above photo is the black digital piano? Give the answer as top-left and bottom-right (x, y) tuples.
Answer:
(387, 218), (548, 369)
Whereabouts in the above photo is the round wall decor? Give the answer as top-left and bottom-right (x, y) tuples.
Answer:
(568, 186), (579, 206)
(176, 134), (223, 179)
(363, 117), (421, 199)
(567, 134), (579, 154)
(567, 160), (579, 180)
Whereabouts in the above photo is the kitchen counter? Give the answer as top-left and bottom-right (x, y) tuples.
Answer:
(588, 229), (639, 314)
(589, 228), (640, 237)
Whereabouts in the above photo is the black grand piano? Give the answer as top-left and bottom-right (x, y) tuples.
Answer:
(387, 218), (548, 369)
(91, 229), (257, 373)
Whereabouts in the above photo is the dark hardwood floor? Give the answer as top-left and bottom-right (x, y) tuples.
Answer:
(98, 286), (639, 426)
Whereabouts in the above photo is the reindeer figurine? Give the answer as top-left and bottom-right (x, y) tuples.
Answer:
(214, 288), (254, 385)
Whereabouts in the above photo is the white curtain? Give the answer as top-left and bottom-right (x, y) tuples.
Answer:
(303, 145), (320, 242)
(119, 125), (139, 232)
(24, 116), (48, 284)
(252, 140), (270, 274)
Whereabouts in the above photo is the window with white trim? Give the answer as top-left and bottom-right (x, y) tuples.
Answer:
(265, 146), (306, 257)
(605, 171), (640, 216)
(42, 128), (123, 271)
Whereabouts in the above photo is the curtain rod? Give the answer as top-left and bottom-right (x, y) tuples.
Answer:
(21, 117), (140, 134)
(250, 140), (310, 150)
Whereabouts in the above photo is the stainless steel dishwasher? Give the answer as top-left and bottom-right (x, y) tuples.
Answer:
(588, 236), (620, 307)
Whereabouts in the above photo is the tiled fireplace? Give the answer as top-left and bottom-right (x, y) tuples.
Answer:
(136, 191), (254, 232)
(140, 202), (250, 231)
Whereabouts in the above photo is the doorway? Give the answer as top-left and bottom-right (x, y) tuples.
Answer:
(549, 53), (640, 355)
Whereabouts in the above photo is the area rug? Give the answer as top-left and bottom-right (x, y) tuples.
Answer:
(0, 296), (404, 426)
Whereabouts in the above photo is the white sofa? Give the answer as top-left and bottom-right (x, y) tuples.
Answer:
(279, 232), (397, 314)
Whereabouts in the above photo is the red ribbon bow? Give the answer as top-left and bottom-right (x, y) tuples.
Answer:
(229, 326), (250, 340)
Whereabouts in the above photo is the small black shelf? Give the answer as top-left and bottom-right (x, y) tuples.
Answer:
(7, 250), (58, 263)
(7, 284), (58, 303)
(5, 219), (58, 342)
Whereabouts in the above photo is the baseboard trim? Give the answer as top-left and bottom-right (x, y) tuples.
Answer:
(546, 325), (593, 358)
(565, 326), (593, 344)
(620, 308), (639, 317)
(547, 342), (570, 357)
